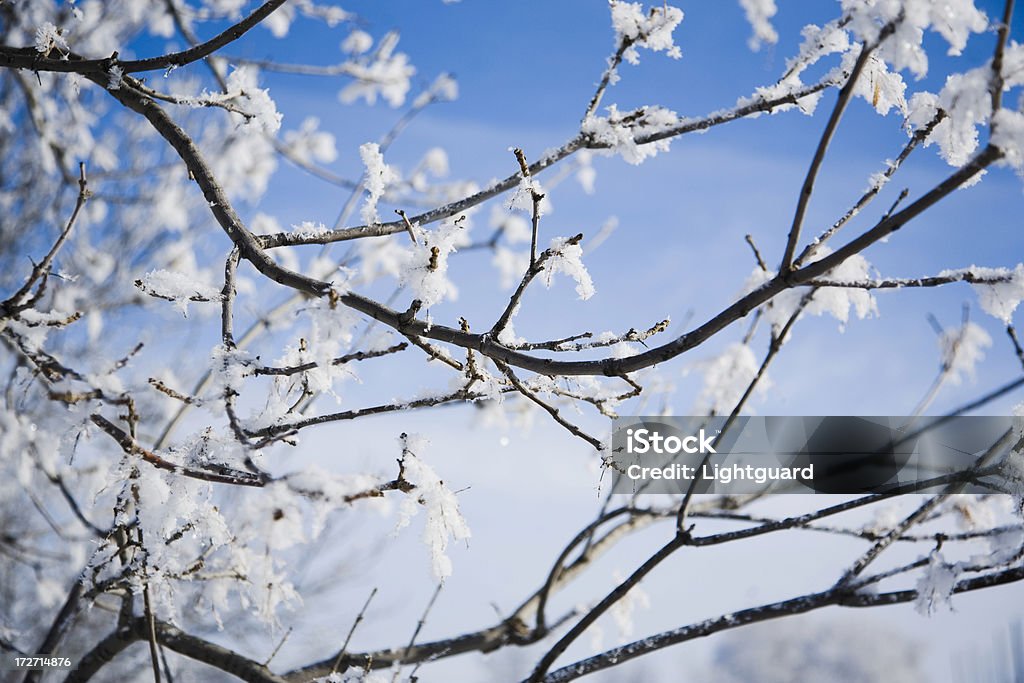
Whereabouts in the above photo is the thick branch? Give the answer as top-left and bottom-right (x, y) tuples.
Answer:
(0, 0), (288, 75)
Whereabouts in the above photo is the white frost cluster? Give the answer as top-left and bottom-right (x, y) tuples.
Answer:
(137, 268), (222, 316)
(610, 2), (684, 63)
(688, 342), (765, 415)
(938, 321), (991, 385)
(959, 264), (1024, 323)
(399, 221), (466, 309)
(106, 65), (124, 91)
(224, 66), (282, 133)
(738, 0), (778, 50)
(35, 22), (68, 53)
(341, 29), (373, 55)
(282, 117), (337, 164)
(852, 52), (907, 116)
(914, 549), (959, 615)
(582, 105), (680, 165)
(338, 32), (415, 107)
(738, 21), (850, 117)
(907, 66), (991, 167)
(992, 109), (1024, 172)
(393, 435), (471, 581)
(843, 0), (987, 77)
(742, 250), (878, 332)
(506, 173), (548, 215)
(542, 237), (596, 300)
(359, 142), (399, 225)
(208, 344), (255, 398)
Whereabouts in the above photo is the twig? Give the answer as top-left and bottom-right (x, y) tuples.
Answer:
(781, 34), (888, 272)
(494, 359), (604, 453)
(4, 0), (289, 75)
(90, 414), (267, 487)
(330, 588), (379, 675)
(491, 234), (583, 338)
(253, 343), (409, 377)
(394, 583), (444, 681)
(3, 163), (89, 314)
(989, 0), (1016, 118)
(793, 109), (945, 268)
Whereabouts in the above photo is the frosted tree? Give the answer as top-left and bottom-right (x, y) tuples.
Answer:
(1, 1), (1024, 682)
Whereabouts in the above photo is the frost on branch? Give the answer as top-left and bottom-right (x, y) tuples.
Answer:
(542, 237), (596, 300)
(955, 264), (1024, 323)
(34, 22), (67, 54)
(392, 435), (471, 581)
(610, 2), (684, 64)
(342, 29), (373, 55)
(742, 249), (878, 332)
(914, 549), (959, 615)
(399, 220), (465, 310)
(135, 268), (222, 316)
(359, 142), (399, 225)
(209, 344), (255, 399)
(907, 66), (991, 167)
(843, 0), (987, 77)
(740, 20), (849, 117)
(582, 105), (681, 165)
(507, 173), (548, 215)
(223, 66), (282, 134)
(851, 52), (907, 116)
(938, 321), (991, 385)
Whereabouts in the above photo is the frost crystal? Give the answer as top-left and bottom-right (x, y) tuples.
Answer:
(843, 0), (987, 77)
(909, 67), (990, 167)
(137, 268), (222, 316)
(853, 53), (907, 116)
(35, 22), (68, 54)
(542, 237), (596, 300)
(359, 142), (399, 225)
(224, 66), (282, 133)
(106, 65), (124, 90)
(393, 436), (471, 581)
(610, 3), (684, 64)
(399, 221), (465, 309)
(914, 550), (959, 615)
(959, 264), (1024, 323)
(582, 105), (680, 165)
